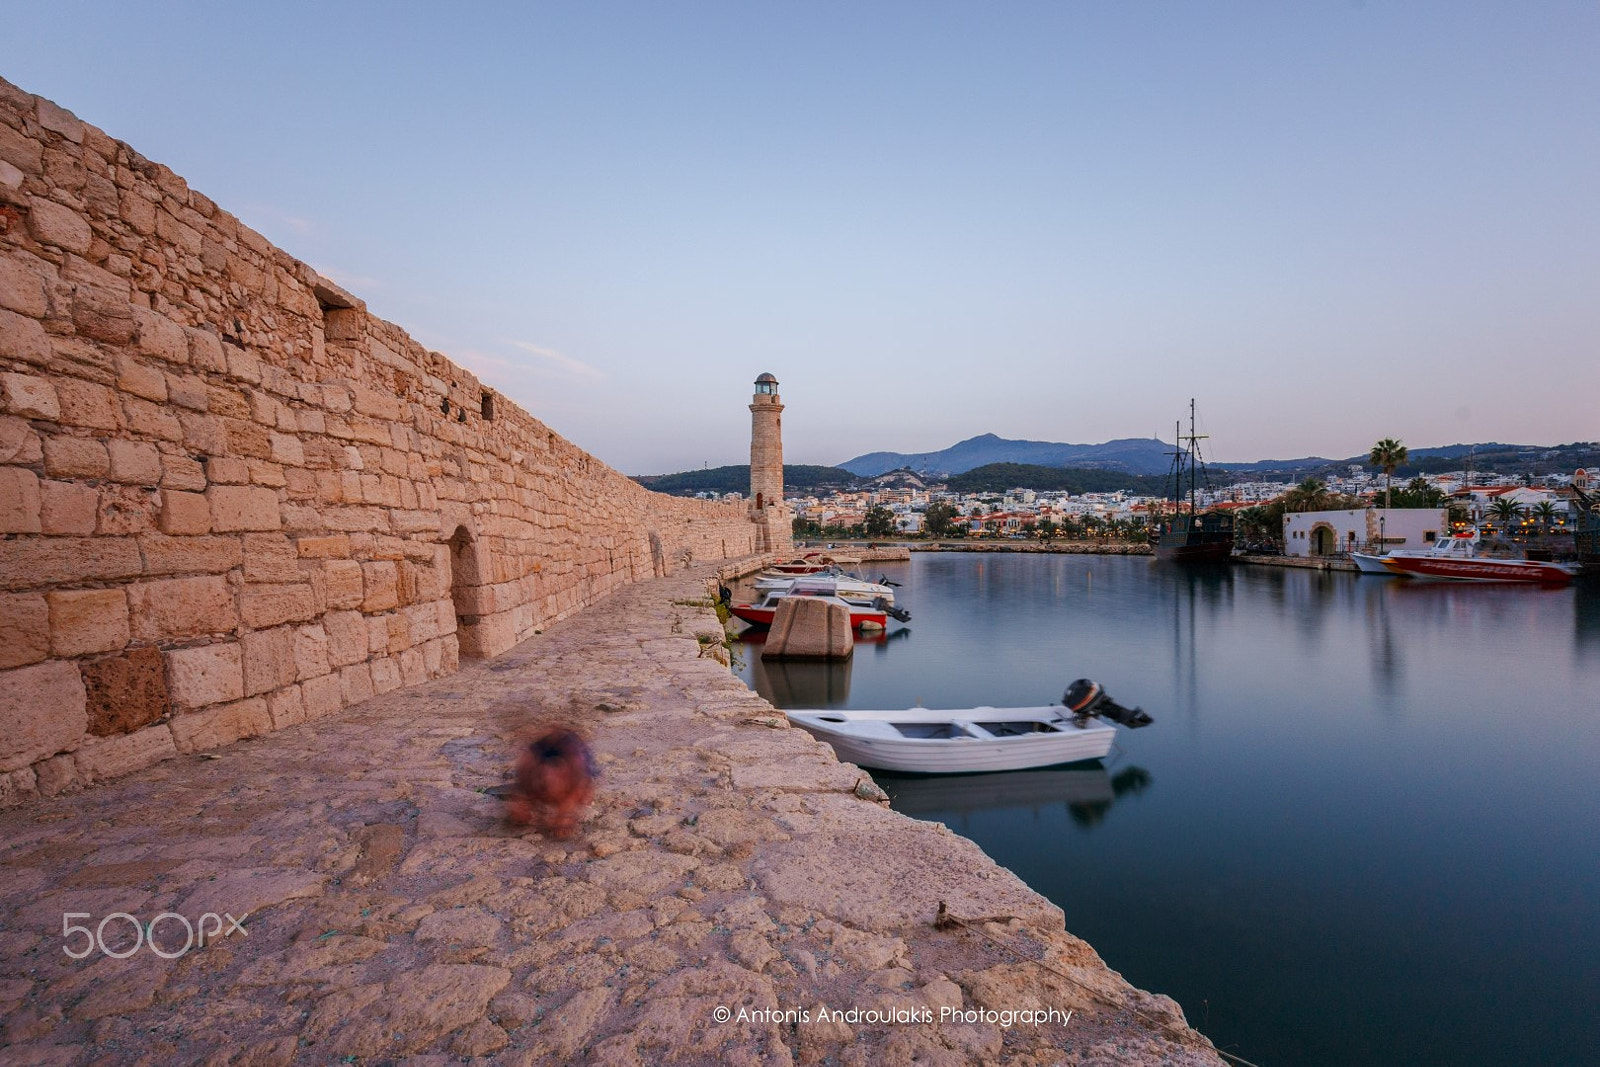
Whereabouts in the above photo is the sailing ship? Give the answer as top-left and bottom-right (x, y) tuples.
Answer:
(1152, 399), (1234, 564)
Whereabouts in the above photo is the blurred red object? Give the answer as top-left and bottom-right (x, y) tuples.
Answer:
(504, 729), (597, 838)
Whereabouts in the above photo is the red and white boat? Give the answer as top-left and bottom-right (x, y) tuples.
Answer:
(1379, 529), (1580, 586)
(726, 576), (908, 631)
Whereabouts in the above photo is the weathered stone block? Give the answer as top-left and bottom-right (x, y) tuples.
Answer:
(73, 724), (177, 783)
(339, 661), (374, 706)
(122, 396), (183, 442)
(159, 453), (206, 491)
(384, 612), (411, 654)
(0, 256), (49, 318)
(116, 355), (169, 402)
(324, 610), (367, 668)
(361, 561), (399, 612)
(26, 195), (92, 253)
(370, 656), (402, 695)
(0, 308), (52, 368)
(43, 436), (109, 478)
(0, 592), (49, 669)
(185, 326), (225, 372)
(158, 490), (211, 535)
(301, 672), (342, 719)
(0, 660), (88, 772)
(39, 479), (97, 534)
(95, 484), (158, 536)
(0, 536), (141, 591)
(34, 754), (77, 796)
(323, 559), (364, 609)
(168, 696), (270, 754)
(0, 415), (41, 465)
(241, 626), (297, 697)
(296, 534), (351, 558)
(241, 533), (301, 582)
(267, 684), (305, 729)
(107, 439), (161, 484)
(0, 465), (40, 533)
(133, 307), (188, 364)
(54, 378), (121, 431)
(71, 285), (136, 345)
(80, 647), (168, 735)
(127, 576), (235, 641)
(293, 622), (331, 680)
(1, 372), (59, 420)
(47, 588), (130, 656)
(139, 533), (243, 576)
(207, 484), (280, 531)
(165, 642), (243, 710)
(241, 582), (316, 629)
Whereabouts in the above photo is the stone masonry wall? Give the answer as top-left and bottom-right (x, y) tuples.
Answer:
(0, 78), (758, 806)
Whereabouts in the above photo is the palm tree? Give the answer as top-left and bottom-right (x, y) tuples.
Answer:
(1282, 478), (1330, 513)
(1487, 496), (1525, 537)
(1369, 437), (1408, 510)
(1530, 500), (1559, 541)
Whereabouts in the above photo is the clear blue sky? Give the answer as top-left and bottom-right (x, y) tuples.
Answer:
(8, 1), (1598, 474)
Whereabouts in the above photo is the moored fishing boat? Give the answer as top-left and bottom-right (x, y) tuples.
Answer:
(784, 679), (1151, 774)
(725, 576), (909, 631)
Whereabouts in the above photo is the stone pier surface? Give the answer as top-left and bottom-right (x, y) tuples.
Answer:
(0, 565), (1222, 1065)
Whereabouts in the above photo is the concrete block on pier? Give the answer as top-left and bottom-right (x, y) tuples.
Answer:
(761, 597), (853, 660)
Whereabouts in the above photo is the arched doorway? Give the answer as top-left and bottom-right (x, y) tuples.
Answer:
(1310, 524), (1336, 556)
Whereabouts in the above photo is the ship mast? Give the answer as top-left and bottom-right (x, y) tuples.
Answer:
(1184, 398), (1209, 516)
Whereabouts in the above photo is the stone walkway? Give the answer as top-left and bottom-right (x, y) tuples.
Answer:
(0, 565), (1222, 1065)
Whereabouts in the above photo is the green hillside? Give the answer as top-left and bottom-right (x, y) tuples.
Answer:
(633, 464), (858, 496)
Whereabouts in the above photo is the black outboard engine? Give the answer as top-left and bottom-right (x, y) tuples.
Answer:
(1063, 678), (1153, 728)
(875, 597), (912, 623)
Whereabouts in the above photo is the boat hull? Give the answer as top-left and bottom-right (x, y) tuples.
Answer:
(1381, 555), (1578, 586)
(729, 604), (888, 630)
(785, 706), (1117, 773)
(1351, 551), (1401, 575)
(1153, 539), (1233, 564)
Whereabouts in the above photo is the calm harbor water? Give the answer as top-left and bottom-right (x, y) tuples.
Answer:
(734, 552), (1600, 1066)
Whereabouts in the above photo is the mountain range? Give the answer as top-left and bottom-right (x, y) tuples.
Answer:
(837, 434), (1596, 479)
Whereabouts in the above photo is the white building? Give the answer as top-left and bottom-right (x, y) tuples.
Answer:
(1283, 508), (1450, 557)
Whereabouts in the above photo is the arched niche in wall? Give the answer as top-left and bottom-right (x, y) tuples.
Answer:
(447, 524), (487, 657)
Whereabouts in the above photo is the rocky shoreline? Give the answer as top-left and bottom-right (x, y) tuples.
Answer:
(0, 561), (1221, 1064)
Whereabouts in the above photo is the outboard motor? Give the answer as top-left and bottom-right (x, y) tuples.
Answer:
(1063, 678), (1153, 728)
(875, 597), (912, 623)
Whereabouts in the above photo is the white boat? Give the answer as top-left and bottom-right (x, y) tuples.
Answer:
(726, 575), (909, 630)
(785, 680), (1151, 774)
(753, 567), (898, 605)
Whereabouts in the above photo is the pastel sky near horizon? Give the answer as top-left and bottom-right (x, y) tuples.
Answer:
(7, 1), (1598, 474)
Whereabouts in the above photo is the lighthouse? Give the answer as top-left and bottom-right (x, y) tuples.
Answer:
(749, 373), (791, 553)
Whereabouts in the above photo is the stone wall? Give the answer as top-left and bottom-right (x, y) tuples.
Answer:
(0, 78), (759, 806)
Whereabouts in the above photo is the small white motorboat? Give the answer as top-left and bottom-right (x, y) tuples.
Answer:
(785, 680), (1151, 774)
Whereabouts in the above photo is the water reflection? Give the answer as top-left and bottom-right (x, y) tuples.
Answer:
(880, 763), (1153, 832)
(748, 653), (853, 707)
(740, 627), (912, 707)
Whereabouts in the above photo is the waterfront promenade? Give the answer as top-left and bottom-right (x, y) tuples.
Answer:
(0, 562), (1220, 1065)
